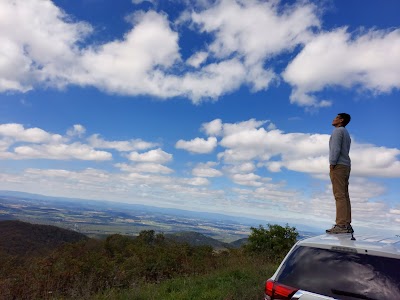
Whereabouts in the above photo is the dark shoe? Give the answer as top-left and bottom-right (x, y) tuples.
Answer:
(347, 224), (354, 233)
(326, 224), (351, 234)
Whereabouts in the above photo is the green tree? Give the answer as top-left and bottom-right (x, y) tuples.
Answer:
(136, 230), (165, 246)
(245, 224), (298, 261)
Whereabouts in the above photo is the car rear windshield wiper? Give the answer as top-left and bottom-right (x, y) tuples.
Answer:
(331, 289), (377, 300)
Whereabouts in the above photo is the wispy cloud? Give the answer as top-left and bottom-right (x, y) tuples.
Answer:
(116, 162), (174, 174)
(88, 134), (157, 152)
(12, 143), (112, 161)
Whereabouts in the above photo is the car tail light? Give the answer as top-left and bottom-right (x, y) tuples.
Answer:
(265, 279), (298, 300)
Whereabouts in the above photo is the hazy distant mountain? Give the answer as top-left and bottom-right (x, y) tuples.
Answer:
(165, 231), (232, 250)
(0, 190), (321, 241)
(0, 190), (266, 226)
(0, 220), (88, 256)
(0, 214), (16, 221)
(229, 238), (248, 248)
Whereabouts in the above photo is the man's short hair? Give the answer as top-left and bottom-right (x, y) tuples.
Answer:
(338, 113), (351, 127)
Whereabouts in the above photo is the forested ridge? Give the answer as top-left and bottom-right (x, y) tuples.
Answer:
(0, 220), (298, 299)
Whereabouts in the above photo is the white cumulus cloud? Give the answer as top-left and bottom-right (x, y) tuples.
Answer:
(77, 11), (181, 96)
(192, 162), (223, 177)
(0, 0), (323, 104)
(0, 0), (92, 92)
(183, 177), (210, 186)
(202, 118), (223, 136)
(176, 137), (217, 153)
(67, 124), (86, 137)
(128, 148), (173, 164)
(198, 118), (400, 178)
(283, 28), (400, 107)
(189, 0), (319, 92)
(0, 123), (63, 143)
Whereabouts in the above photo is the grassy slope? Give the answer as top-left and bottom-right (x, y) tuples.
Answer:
(0, 220), (287, 300)
(94, 256), (277, 300)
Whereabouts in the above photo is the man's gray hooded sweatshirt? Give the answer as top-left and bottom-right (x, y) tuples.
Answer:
(329, 127), (351, 166)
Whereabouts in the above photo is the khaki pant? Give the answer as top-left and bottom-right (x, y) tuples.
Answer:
(330, 164), (351, 226)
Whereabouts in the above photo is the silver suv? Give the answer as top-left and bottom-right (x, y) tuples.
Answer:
(264, 233), (400, 300)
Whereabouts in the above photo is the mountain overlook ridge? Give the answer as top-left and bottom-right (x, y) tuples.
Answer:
(0, 220), (246, 256)
(0, 220), (88, 256)
(0, 190), (322, 236)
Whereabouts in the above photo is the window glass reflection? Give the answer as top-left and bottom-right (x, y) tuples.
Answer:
(276, 246), (400, 300)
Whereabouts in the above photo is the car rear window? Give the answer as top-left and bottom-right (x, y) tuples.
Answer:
(275, 245), (400, 300)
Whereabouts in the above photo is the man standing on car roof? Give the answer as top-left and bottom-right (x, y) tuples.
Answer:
(326, 113), (353, 234)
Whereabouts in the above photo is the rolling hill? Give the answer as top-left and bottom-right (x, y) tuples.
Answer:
(0, 220), (88, 256)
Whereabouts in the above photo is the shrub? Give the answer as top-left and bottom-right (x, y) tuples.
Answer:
(245, 224), (298, 262)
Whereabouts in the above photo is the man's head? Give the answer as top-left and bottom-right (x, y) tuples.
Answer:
(332, 113), (351, 127)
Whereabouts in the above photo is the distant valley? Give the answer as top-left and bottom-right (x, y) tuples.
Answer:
(0, 190), (318, 242)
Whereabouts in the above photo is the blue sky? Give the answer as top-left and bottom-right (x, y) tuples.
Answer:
(0, 0), (399, 233)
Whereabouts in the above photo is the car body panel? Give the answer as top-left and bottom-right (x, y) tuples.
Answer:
(297, 233), (400, 259)
(291, 290), (337, 299)
(265, 233), (400, 300)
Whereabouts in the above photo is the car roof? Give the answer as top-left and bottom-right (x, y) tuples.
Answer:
(297, 233), (400, 258)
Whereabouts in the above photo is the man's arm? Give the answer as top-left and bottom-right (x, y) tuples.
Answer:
(329, 129), (343, 167)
